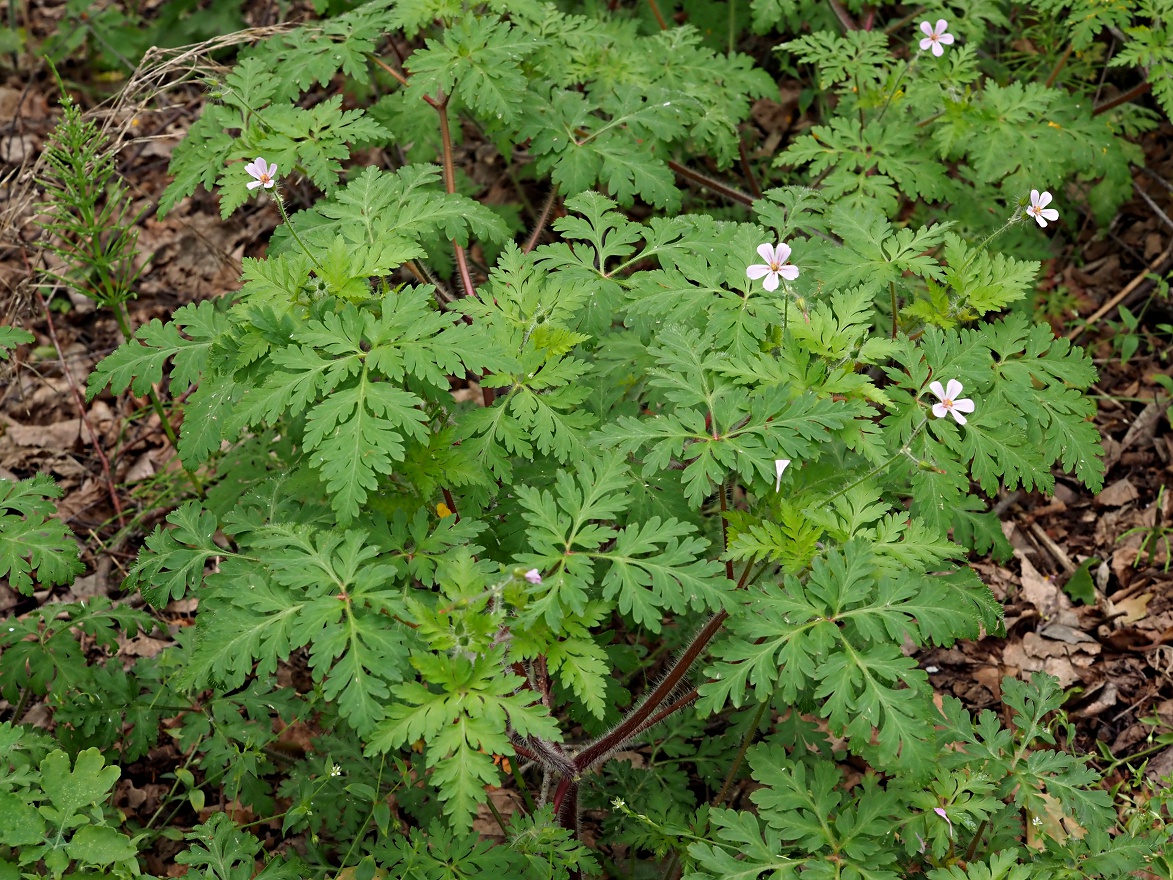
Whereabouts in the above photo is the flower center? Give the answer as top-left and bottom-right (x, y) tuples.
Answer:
(943, 398), (953, 407)
(770, 261), (781, 271)
(930, 33), (939, 41)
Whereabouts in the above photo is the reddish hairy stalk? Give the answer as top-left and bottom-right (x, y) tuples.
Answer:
(1094, 80), (1152, 116)
(667, 160), (755, 207)
(645, 0), (668, 30)
(523, 188), (558, 254)
(738, 139), (762, 200)
(573, 609), (729, 773)
(826, 0), (859, 31)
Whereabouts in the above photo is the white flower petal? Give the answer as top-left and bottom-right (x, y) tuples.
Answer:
(1041, 208), (1059, 222)
(950, 410), (968, 425)
(945, 379), (963, 400)
(266, 161), (278, 179)
(1030, 189), (1041, 206)
(747, 264), (771, 280)
(932, 402), (949, 419)
(774, 242), (792, 263)
(761, 271), (780, 292)
(1036, 191), (1052, 208)
(920, 20), (934, 36)
(263, 179), (275, 189)
(774, 459), (791, 492)
(920, 37), (935, 51)
(1033, 213), (1049, 228)
(935, 20), (949, 35)
(931, 41), (944, 56)
(756, 242), (775, 263)
(246, 180), (262, 190)
(928, 380), (946, 400)
(778, 264), (799, 281)
(938, 33), (955, 44)
(953, 397), (975, 414)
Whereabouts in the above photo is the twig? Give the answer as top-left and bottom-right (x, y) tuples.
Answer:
(1027, 520), (1076, 576)
(1066, 240), (1173, 341)
(34, 287), (125, 528)
(1134, 181), (1173, 234)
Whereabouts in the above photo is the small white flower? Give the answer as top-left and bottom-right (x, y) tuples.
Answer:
(746, 243), (799, 292)
(245, 157), (277, 190)
(774, 459), (791, 492)
(330, 764), (342, 777)
(525, 568), (542, 585)
(1027, 190), (1059, 228)
(919, 20), (955, 56)
(928, 379), (976, 425)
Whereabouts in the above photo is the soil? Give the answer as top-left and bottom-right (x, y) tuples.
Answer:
(1, 25), (1172, 872)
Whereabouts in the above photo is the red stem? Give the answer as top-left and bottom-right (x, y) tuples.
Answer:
(573, 610), (729, 772)
(1093, 80), (1151, 116)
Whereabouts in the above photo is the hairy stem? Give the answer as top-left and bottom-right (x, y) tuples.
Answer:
(889, 280), (899, 338)
(574, 610), (729, 772)
(109, 301), (204, 498)
(1045, 43), (1073, 89)
(1093, 79), (1152, 116)
(714, 699), (769, 808)
(667, 159), (755, 207)
(646, 0), (668, 29)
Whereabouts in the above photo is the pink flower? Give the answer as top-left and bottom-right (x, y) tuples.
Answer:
(524, 568), (542, 585)
(245, 157), (278, 190)
(929, 379), (976, 425)
(1027, 190), (1059, 228)
(746, 243), (799, 292)
(919, 20), (954, 56)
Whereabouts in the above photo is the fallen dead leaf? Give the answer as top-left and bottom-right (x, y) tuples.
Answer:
(4, 418), (81, 449)
(1096, 477), (1139, 508)
(1112, 592), (1154, 625)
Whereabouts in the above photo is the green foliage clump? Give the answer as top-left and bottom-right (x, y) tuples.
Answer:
(8, 0), (1173, 878)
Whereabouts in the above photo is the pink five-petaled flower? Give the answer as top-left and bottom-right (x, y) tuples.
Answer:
(919, 19), (954, 56)
(1027, 189), (1059, 228)
(929, 379), (976, 425)
(774, 459), (791, 492)
(245, 157), (278, 190)
(746, 243), (799, 291)
(524, 568), (542, 585)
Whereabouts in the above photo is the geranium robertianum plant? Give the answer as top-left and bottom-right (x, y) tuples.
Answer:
(14, 0), (1167, 877)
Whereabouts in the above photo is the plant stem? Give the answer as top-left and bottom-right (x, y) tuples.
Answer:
(667, 159), (755, 207)
(109, 301), (204, 498)
(1045, 43), (1073, 89)
(719, 476), (735, 580)
(889, 280), (898, 338)
(713, 699), (769, 808)
(35, 287), (125, 528)
(574, 610), (729, 773)
(1093, 80), (1151, 116)
(646, 0), (668, 29)
(875, 55), (915, 124)
(523, 188), (558, 254)
(273, 191), (325, 274)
